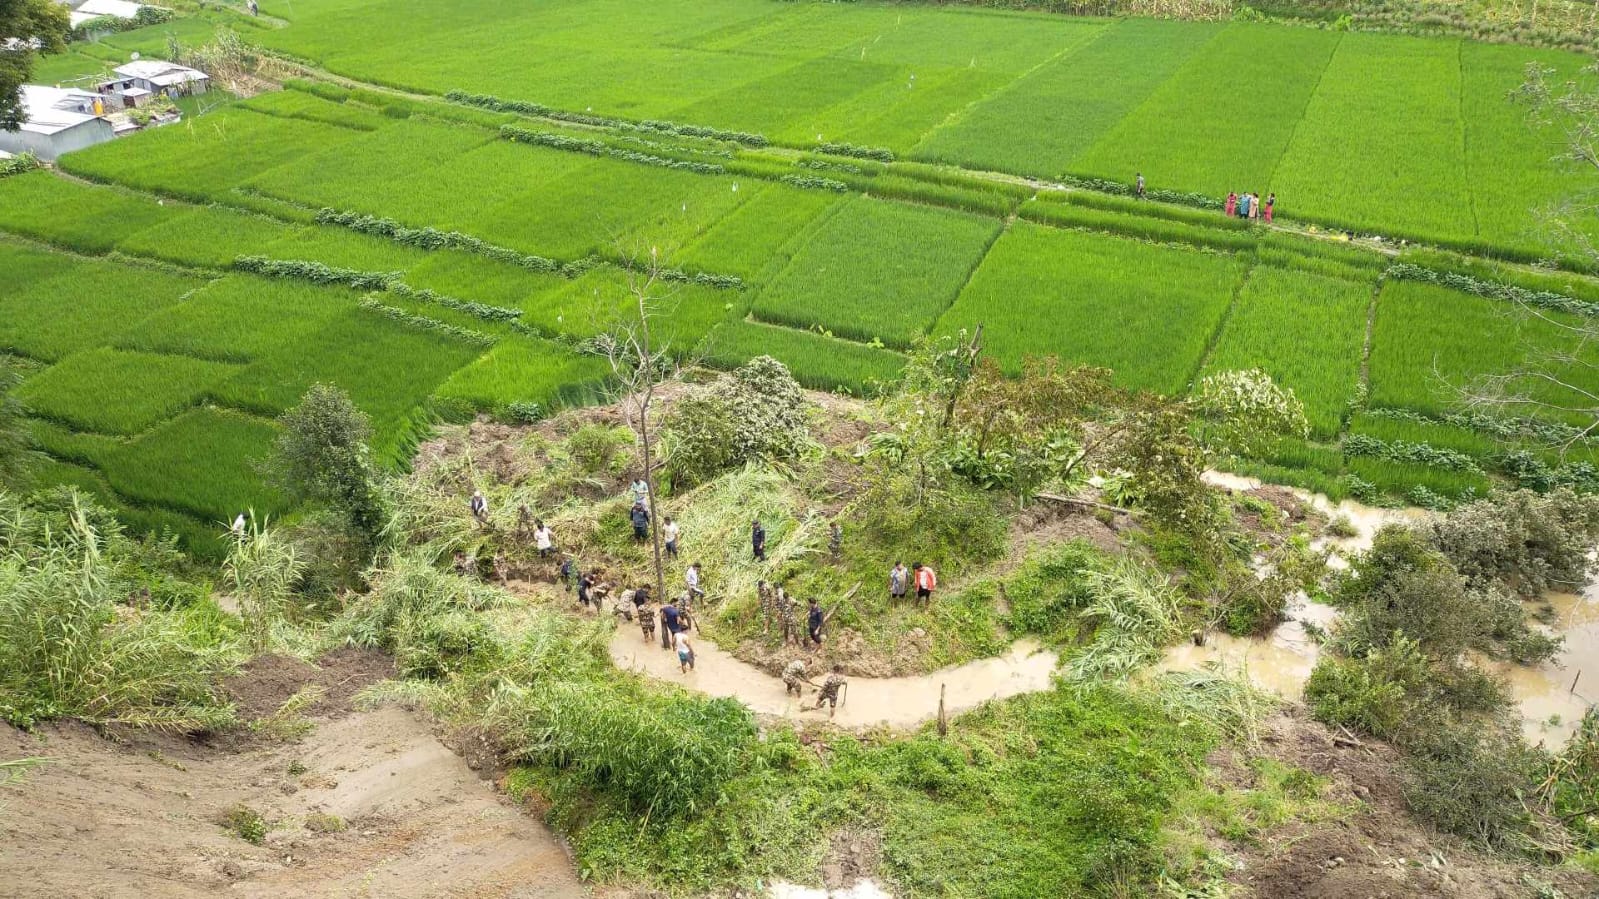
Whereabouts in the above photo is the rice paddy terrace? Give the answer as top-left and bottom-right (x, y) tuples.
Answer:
(5, 0), (1599, 552)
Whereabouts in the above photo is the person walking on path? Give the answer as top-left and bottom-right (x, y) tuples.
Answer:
(630, 501), (650, 542)
(1264, 193), (1275, 223)
(559, 555), (576, 592)
(663, 517), (680, 559)
(660, 598), (680, 650)
(889, 561), (908, 602)
(674, 629), (696, 673)
(630, 477), (650, 507)
(1237, 192), (1251, 220)
(470, 490), (489, 524)
(638, 598), (656, 643)
(751, 519), (767, 562)
(807, 598), (825, 649)
(782, 659), (815, 697)
(913, 562), (937, 607)
(533, 520), (554, 558)
(633, 584), (651, 618)
(1135, 172), (1146, 200)
(685, 562), (705, 602)
(1224, 192), (1237, 218)
(577, 572), (594, 610)
(811, 666), (848, 717)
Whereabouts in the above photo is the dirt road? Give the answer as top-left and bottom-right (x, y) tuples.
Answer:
(0, 707), (586, 899)
(608, 628), (1059, 729)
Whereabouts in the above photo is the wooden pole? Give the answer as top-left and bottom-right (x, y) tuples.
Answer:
(937, 683), (948, 737)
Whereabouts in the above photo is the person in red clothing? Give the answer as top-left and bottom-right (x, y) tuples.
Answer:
(1264, 193), (1276, 223)
(912, 562), (937, 607)
(1224, 191), (1237, 218)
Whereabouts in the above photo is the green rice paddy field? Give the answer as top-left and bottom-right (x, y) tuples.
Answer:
(6, 0), (1599, 548)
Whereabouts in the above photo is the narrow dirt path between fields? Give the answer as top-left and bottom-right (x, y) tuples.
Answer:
(1, 665), (587, 899)
(609, 627), (1058, 729)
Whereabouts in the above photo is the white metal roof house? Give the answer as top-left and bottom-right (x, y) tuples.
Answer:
(111, 59), (210, 97)
(0, 85), (115, 161)
(66, 0), (155, 29)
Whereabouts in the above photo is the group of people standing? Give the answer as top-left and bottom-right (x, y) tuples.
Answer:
(1225, 190), (1274, 222)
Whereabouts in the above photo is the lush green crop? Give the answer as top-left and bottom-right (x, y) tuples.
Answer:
(913, 18), (1219, 177)
(1347, 412), (1502, 459)
(238, 88), (390, 132)
(0, 171), (173, 253)
(115, 205), (296, 270)
(1271, 34), (1474, 242)
(519, 267), (738, 350)
(16, 348), (239, 435)
(940, 223), (1246, 393)
(698, 319), (906, 394)
(407, 250), (569, 309)
(101, 408), (288, 521)
(62, 109), (363, 205)
(679, 183), (842, 283)
(1074, 24), (1339, 198)
(434, 339), (612, 412)
(1368, 280), (1599, 424)
(752, 195), (999, 348)
(1203, 266), (1372, 437)
(260, 224), (438, 274)
(0, 255), (205, 362)
(116, 275), (359, 362)
(210, 305), (485, 460)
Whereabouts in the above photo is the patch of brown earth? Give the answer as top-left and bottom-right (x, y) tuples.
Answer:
(0, 706), (585, 899)
(224, 646), (396, 721)
(821, 827), (884, 890)
(1227, 708), (1598, 899)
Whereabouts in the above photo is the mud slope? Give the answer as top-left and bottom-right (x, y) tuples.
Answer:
(0, 707), (586, 899)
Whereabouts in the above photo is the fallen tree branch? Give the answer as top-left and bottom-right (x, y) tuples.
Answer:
(1035, 493), (1134, 516)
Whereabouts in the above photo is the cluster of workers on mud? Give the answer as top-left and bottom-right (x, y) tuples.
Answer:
(1133, 172), (1276, 222)
(458, 480), (941, 718)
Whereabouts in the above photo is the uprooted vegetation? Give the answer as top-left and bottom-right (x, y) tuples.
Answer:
(1307, 488), (1599, 852)
(5, 345), (1599, 897)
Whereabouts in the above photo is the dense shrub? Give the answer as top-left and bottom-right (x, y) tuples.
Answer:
(0, 490), (233, 730)
(1420, 488), (1599, 597)
(660, 356), (812, 487)
(330, 552), (505, 678)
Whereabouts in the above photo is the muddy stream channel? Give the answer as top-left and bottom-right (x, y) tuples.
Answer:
(614, 472), (1599, 748)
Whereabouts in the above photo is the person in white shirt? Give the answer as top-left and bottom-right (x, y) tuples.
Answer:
(685, 562), (704, 601)
(673, 629), (695, 673)
(663, 517), (680, 558)
(230, 512), (247, 538)
(533, 520), (554, 557)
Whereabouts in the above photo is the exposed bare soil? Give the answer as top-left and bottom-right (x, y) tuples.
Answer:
(0, 655), (586, 899)
(1227, 708), (1598, 899)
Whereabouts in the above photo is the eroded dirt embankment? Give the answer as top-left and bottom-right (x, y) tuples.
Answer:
(0, 654), (586, 899)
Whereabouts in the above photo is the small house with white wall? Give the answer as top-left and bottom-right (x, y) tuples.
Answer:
(109, 59), (210, 98)
(0, 85), (115, 160)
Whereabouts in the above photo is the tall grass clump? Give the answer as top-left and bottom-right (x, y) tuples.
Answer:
(330, 551), (506, 678)
(0, 490), (235, 730)
(1065, 557), (1186, 682)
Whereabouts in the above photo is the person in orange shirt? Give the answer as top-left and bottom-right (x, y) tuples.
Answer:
(912, 562), (936, 607)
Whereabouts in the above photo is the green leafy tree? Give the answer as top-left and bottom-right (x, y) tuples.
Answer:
(1189, 368), (1310, 457)
(1, 0), (70, 131)
(271, 384), (386, 549)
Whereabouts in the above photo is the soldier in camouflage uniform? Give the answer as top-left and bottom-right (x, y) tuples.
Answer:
(813, 666), (847, 717)
(638, 600), (656, 643)
(757, 580), (776, 636)
(781, 658), (814, 697)
(777, 587), (799, 645)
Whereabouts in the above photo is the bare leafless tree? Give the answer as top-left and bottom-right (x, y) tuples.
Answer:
(591, 245), (678, 604)
(1454, 62), (1599, 454)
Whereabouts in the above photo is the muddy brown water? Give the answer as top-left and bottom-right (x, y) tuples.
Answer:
(1186, 472), (1599, 746)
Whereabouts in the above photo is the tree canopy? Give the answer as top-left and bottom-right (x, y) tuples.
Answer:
(1, 0), (71, 131)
